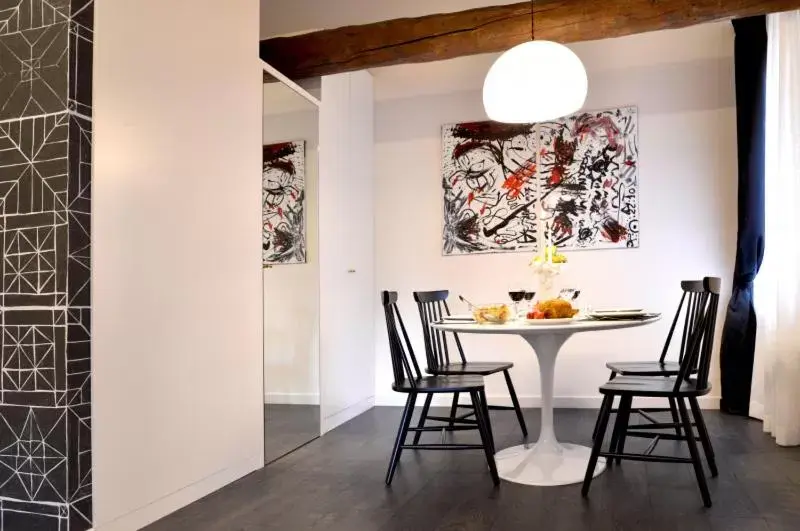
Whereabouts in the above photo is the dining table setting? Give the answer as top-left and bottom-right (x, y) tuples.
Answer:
(381, 233), (721, 507)
(432, 286), (662, 487)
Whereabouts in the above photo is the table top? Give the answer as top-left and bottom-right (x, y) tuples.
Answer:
(432, 316), (661, 335)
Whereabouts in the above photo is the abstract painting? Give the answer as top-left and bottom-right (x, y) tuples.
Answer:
(442, 122), (539, 255)
(441, 106), (639, 255)
(538, 106), (639, 249)
(263, 141), (306, 265)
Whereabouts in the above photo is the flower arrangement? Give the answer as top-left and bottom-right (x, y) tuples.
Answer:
(530, 245), (567, 265)
(529, 221), (567, 299)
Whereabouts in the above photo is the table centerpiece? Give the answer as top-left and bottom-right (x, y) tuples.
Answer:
(529, 222), (566, 300)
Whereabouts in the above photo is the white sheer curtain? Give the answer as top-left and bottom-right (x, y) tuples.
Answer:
(750, 10), (800, 446)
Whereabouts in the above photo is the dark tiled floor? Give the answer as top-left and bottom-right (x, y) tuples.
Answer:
(264, 404), (320, 464)
(147, 407), (800, 531)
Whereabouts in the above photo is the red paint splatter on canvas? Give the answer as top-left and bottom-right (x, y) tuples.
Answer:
(502, 161), (536, 199)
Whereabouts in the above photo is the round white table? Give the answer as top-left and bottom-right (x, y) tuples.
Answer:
(433, 316), (660, 487)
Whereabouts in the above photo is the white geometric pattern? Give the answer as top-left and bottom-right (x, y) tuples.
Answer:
(0, 0), (69, 34)
(0, 0), (93, 529)
(0, 1), (69, 120)
(0, 408), (66, 502)
(4, 227), (58, 295)
(2, 327), (56, 392)
(0, 112), (70, 215)
(0, 408), (67, 510)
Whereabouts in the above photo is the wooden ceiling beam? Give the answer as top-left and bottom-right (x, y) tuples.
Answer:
(260, 0), (799, 81)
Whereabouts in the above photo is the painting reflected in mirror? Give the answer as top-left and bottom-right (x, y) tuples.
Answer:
(262, 75), (321, 464)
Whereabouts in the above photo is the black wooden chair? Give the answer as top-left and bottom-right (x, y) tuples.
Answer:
(592, 278), (719, 441)
(582, 277), (721, 507)
(413, 290), (527, 439)
(381, 291), (499, 486)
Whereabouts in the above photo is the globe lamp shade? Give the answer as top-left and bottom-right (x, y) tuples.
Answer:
(483, 40), (588, 123)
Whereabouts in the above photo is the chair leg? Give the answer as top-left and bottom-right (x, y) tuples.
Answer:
(677, 396), (712, 507)
(689, 396), (718, 477)
(386, 392), (417, 486)
(668, 397), (682, 437)
(413, 394), (433, 445)
(583, 393), (613, 497)
(592, 372), (615, 441)
(471, 390), (500, 486)
(608, 394), (628, 468)
(448, 392), (460, 428)
(503, 369), (528, 438)
(478, 388), (496, 454)
(614, 395), (633, 465)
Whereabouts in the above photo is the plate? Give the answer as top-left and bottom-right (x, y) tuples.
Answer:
(524, 317), (577, 325)
(589, 312), (661, 321)
(590, 310), (645, 318)
(442, 315), (475, 322)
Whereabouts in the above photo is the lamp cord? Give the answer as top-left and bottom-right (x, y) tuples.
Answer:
(530, 0), (535, 41)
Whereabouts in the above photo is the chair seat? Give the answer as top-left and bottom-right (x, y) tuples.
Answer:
(427, 361), (513, 376)
(392, 375), (485, 393)
(600, 376), (711, 397)
(606, 360), (682, 376)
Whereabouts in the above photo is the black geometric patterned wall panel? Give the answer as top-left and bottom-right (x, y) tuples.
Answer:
(0, 1), (92, 530)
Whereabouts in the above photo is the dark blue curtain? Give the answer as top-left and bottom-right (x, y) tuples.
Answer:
(720, 16), (767, 416)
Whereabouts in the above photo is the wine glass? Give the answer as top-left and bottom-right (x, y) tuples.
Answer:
(523, 291), (536, 316)
(508, 289), (526, 319)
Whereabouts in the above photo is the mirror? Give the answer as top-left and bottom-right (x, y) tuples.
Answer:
(262, 74), (321, 464)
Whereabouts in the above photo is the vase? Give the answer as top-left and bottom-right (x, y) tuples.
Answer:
(532, 262), (562, 301)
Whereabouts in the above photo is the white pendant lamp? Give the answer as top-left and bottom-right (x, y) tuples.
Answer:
(483, 2), (587, 123)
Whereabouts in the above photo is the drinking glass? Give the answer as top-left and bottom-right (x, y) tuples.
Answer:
(508, 289), (526, 319)
(523, 291), (536, 316)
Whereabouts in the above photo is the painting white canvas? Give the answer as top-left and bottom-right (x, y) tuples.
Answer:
(263, 140), (306, 265)
(441, 106), (639, 255)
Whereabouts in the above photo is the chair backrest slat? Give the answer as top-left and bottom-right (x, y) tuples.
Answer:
(382, 291), (422, 387)
(414, 290), (467, 370)
(696, 278), (721, 389)
(673, 277), (721, 392)
(680, 290), (700, 364)
(432, 301), (446, 366)
(416, 299), (438, 371)
(435, 301), (451, 365)
(659, 291), (687, 364)
(686, 291), (699, 364)
(444, 299), (468, 363)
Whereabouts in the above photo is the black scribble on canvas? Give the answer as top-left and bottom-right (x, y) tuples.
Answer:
(441, 106), (639, 256)
(263, 141), (307, 265)
(538, 107), (639, 249)
(442, 122), (539, 255)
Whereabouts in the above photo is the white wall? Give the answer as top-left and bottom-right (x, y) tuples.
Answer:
(319, 71), (377, 432)
(92, 1), (263, 529)
(262, 85), (320, 405)
(373, 23), (738, 407)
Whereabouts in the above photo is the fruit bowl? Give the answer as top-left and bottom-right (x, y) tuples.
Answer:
(472, 304), (512, 324)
